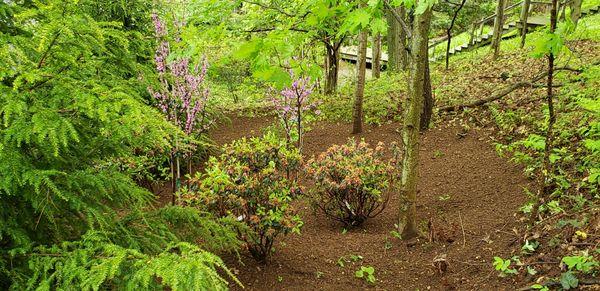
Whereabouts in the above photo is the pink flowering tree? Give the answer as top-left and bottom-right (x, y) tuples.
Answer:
(148, 13), (212, 203)
(272, 73), (319, 154)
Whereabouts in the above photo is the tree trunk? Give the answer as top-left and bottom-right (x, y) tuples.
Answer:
(387, 6), (407, 72)
(324, 42), (340, 95)
(373, 33), (382, 78)
(398, 7), (408, 70)
(352, 30), (368, 134)
(445, 0), (467, 70)
(531, 0), (558, 223)
(420, 58), (433, 131)
(399, 5), (432, 239)
(491, 0), (506, 60)
(171, 154), (176, 205)
(570, 0), (582, 28)
(520, 0), (531, 48)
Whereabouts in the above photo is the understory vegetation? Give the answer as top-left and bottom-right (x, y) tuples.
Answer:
(306, 139), (396, 227)
(1, 0), (599, 290)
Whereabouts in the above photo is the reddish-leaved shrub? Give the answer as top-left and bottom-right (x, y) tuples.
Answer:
(306, 139), (395, 227)
(180, 132), (303, 262)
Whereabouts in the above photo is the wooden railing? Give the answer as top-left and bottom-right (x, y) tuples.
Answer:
(468, 1), (523, 45)
(467, 0), (575, 45)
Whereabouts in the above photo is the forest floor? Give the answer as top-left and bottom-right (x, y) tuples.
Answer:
(208, 115), (532, 290)
(149, 17), (600, 290)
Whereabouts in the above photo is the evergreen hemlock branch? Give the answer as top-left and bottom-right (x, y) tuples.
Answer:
(23, 232), (237, 291)
(0, 1), (239, 289)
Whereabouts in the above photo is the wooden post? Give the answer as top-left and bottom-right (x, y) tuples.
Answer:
(469, 23), (477, 45)
(479, 19), (485, 36)
(570, 0), (582, 27)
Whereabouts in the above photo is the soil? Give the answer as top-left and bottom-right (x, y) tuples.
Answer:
(207, 116), (533, 290)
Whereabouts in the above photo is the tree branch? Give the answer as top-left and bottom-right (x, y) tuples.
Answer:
(438, 66), (585, 112)
(383, 0), (413, 39)
(244, 27), (309, 33)
(240, 0), (295, 17)
(29, 55), (83, 92)
(37, 32), (61, 69)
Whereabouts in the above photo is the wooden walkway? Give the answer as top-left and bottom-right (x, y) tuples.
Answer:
(340, 47), (389, 65)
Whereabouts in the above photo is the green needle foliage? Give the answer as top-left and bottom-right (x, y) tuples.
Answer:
(0, 1), (240, 289)
(25, 232), (239, 291)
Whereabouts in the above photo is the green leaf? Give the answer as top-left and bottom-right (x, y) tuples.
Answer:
(531, 284), (549, 290)
(549, 153), (560, 163)
(343, 8), (371, 33)
(370, 18), (387, 34)
(532, 31), (563, 58)
(368, 0), (381, 8)
(522, 134), (545, 150)
(560, 271), (579, 289)
(355, 270), (364, 278)
(588, 168), (600, 183)
(234, 39), (261, 59)
(415, 0), (436, 15)
(584, 139), (600, 153)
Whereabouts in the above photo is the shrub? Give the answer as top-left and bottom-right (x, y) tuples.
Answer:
(271, 73), (319, 153)
(306, 139), (395, 227)
(181, 132), (303, 262)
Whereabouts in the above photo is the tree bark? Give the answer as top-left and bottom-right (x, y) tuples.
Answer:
(570, 0), (582, 28)
(420, 58), (433, 131)
(373, 33), (382, 78)
(387, 6), (407, 72)
(520, 0), (531, 48)
(399, 6), (432, 239)
(324, 42), (340, 95)
(352, 30), (368, 134)
(398, 7), (408, 70)
(491, 0), (506, 60)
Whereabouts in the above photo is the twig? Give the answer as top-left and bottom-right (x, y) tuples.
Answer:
(529, 206), (595, 230)
(37, 32), (61, 69)
(458, 211), (466, 246)
(240, 0), (295, 17)
(454, 260), (487, 266)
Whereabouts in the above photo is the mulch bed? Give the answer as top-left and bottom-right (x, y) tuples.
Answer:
(207, 116), (532, 290)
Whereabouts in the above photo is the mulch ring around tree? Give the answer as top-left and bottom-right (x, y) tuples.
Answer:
(208, 115), (532, 290)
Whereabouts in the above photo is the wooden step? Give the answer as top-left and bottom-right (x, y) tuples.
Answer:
(428, 5), (600, 62)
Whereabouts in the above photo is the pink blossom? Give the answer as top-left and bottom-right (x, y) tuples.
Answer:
(147, 14), (211, 136)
